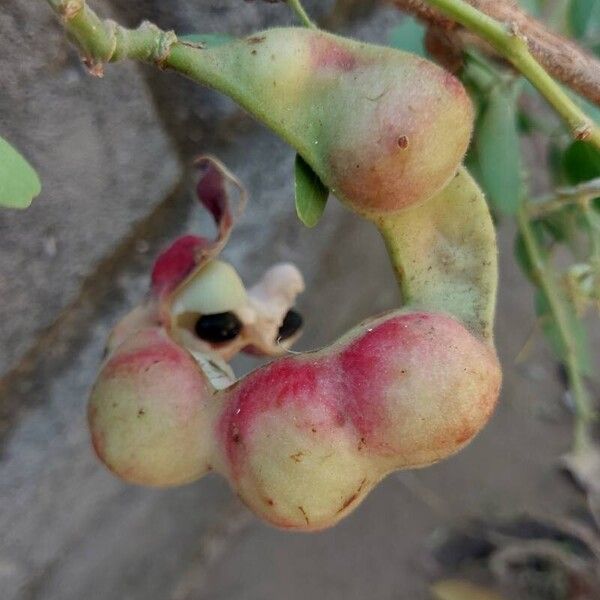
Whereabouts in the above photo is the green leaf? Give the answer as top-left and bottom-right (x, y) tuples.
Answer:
(0, 136), (41, 209)
(535, 288), (592, 375)
(294, 154), (328, 228)
(179, 33), (234, 47)
(562, 140), (600, 185)
(517, 110), (536, 134)
(461, 53), (499, 100)
(514, 223), (546, 282)
(476, 83), (523, 214)
(388, 16), (427, 57)
(518, 0), (541, 17)
(464, 145), (484, 191)
(548, 140), (565, 183)
(514, 234), (532, 280)
(568, 0), (599, 38)
(586, 205), (600, 231)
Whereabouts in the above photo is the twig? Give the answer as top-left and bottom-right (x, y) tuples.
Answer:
(582, 200), (600, 289)
(393, 0), (600, 106)
(528, 178), (600, 218)
(43, 0), (300, 151)
(45, 0), (178, 75)
(517, 204), (594, 452)
(287, 0), (317, 28)
(392, 0), (600, 148)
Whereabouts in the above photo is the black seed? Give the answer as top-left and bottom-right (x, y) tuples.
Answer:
(277, 309), (303, 341)
(195, 312), (242, 343)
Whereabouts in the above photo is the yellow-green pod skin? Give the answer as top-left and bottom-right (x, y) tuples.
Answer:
(173, 28), (474, 216)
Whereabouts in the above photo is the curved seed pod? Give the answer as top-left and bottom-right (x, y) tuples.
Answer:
(172, 28), (473, 216)
(215, 310), (499, 529)
(89, 165), (501, 530)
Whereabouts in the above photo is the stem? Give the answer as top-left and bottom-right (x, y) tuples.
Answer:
(394, 0), (600, 107)
(44, 0), (323, 160)
(582, 200), (600, 272)
(528, 178), (600, 218)
(45, 0), (178, 71)
(421, 0), (600, 147)
(287, 0), (317, 28)
(517, 204), (594, 451)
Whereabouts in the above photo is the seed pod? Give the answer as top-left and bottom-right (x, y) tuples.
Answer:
(217, 311), (500, 529)
(88, 165), (501, 530)
(182, 28), (474, 215)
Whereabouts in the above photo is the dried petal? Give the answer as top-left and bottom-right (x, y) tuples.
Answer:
(151, 156), (246, 298)
(151, 235), (207, 297)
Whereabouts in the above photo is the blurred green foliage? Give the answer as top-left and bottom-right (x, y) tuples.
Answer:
(0, 136), (41, 209)
(388, 3), (599, 433)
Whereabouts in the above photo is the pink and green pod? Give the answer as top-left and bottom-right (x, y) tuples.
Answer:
(89, 327), (215, 486)
(170, 27), (474, 216)
(89, 165), (502, 531)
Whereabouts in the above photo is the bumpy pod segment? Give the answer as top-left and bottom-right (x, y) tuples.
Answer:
(89, 28), (499, 531)
(89, 160), (500, 530)
(174, 27), (474, 215)
(91, 310), (499, 529)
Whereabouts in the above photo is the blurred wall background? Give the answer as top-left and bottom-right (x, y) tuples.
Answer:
(0, 2), (592, 599)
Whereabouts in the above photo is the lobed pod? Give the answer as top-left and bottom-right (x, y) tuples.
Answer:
(88, 24), (498, 531)
(172, 27), (474, 215)
(89, 166), (501, 531)
(90, 311), (499, 530)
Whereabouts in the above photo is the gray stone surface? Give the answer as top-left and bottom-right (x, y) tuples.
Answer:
(0, 182), (583, 599)
(112, 0), (339, 158)
(0, 6), (404, 598)
(0, 0), (181, 377)
(0, 2), (597, 600)
(0, 123), (399, 600)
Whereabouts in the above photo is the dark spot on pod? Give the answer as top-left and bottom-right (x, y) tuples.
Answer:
(336, 478), (367, 514)
(277, 309), (303, 342)
(195, 312), (242, 343)
(337, 492), (359, 514)
(298, 506), (310, 525)
(397, 135), (409, 149)
(247, 35), (266, 45)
